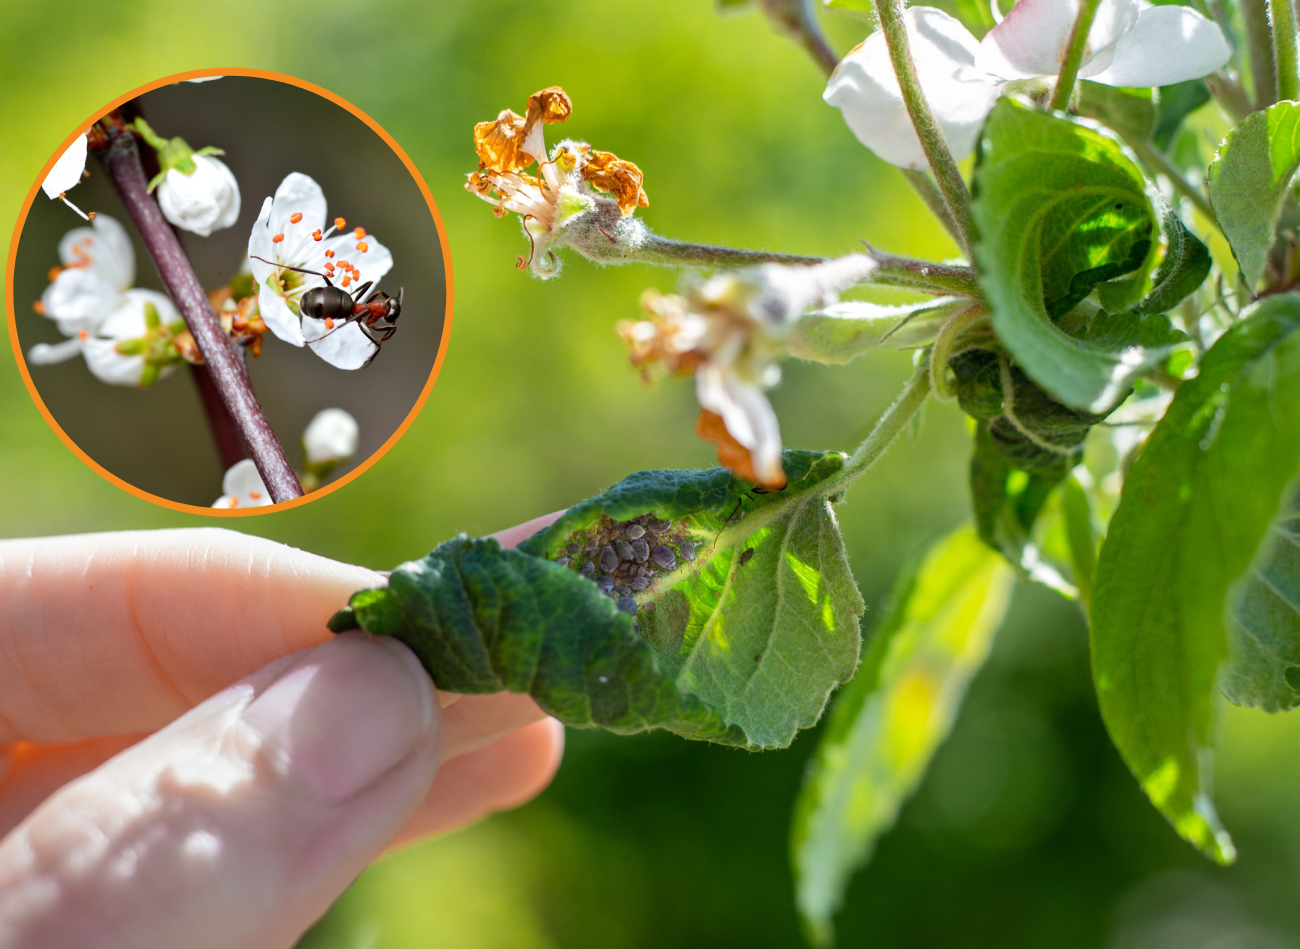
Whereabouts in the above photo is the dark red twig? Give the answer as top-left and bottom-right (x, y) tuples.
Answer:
(189, 364), (248, 470)
(96, 122), (302, 503)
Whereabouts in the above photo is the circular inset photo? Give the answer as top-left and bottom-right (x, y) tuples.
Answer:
(7, 71), (451, 514)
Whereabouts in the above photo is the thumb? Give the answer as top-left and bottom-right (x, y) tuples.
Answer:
(0, 633), (441, 949)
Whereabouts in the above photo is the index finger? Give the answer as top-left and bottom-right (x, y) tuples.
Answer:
(0, 515), (564, 745)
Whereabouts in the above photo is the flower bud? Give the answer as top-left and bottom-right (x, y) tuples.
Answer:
(81, 290), (185, 387)
(157, 154), (241, 237)
(303, 408), (359, 466)
(212, 459), (273, 509)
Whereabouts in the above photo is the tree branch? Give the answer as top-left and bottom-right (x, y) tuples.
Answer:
(96, 121), (303, 503)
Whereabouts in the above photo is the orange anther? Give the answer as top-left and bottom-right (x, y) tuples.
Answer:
(87, 212), (97, 220)
(272, 233), (285, 243)
(78, 330), (88, 340)
(325, 250), (335, 258)
(334, 217), (346, 229)
(312, 229), (323, 241)
(32, 301), (45, 315)
(353, 227), (366, 238)
(325, 318), (335, 329)
(250, 491), (262, 500)
(230, 497), (240, 508)
(47, 266), (63, 282)
(341, 277), (351, 288)
(290, 212), (303, 224)
(357, 242), (368, 252)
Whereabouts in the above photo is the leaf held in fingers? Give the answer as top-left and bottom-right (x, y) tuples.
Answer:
(1207, 102), (1300, 288)
(1222, 492), (1300, 711)
(335, 451), (866, 749)
(791, 527), (1015, 946)
(972, 99), (1183, 413)
(1091, 293), (1300, 863)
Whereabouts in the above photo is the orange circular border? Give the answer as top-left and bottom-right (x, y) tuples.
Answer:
(5, 68), (455, 517)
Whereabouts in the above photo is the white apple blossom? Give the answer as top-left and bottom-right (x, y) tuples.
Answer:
(247, 172), (393, 370)
(211, 459), (273, 509)
(620, 256), (878, 488)
(41, 133), (93, 220)
(157, 153), (241, 237)
(35, 214), (135, 338)
(303, 408), (359, 465)
(824, 0), (1229, 168)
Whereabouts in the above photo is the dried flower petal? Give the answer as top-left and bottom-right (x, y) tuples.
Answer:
(696, 409), (786, 490)
(582, 150), (649, 216)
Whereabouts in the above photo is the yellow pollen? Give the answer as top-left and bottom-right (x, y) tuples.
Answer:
(87, 212), (96, 220)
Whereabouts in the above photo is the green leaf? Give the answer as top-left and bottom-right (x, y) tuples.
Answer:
(1091, 292), (1300, 863)
(1153, 80), (1211, 152)
(972, 99), (1176, 413)
(823, 0), (874, 17)
(1134, 209), (1211, 316)
(1222, 492), (1300, 711)
(1077, 82), (1156, 142)
(786, 298), (960, 365)
(1207, 102), (1300, 287)
(335, 451), (865, 749)
(1062, 473), (1097, 609)
(791, 527), (1015, 947)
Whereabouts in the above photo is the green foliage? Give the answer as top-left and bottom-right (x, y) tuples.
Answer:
(791, 526), (1015, 947)
(335, 451), (866, 749)
(1077, 82), (1156, 142)
(1223, 493), (1300, 711)
(1091, 293), (1300, 864)
(972, 99), (1189, 414)
(1153, 80), (1211, 151)
(1133, 210), (1212, 317)
(786, 299), (959, 365)
(1207, 102), (1300, 288)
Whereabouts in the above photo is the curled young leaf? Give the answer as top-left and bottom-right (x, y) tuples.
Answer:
(334, 450), (866, 749)
(972, 99), (1190, 414)
(1091, 293), (1300, 864)
(785, 298), (964, 365)
(791, 526), (1015, 946)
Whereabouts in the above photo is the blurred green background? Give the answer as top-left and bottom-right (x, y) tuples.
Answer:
(3, 1), (1300, 946)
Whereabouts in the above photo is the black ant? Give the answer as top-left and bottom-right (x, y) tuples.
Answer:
(250, 256), (403, 362)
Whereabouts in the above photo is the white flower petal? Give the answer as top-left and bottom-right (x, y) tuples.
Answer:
(257, 284), (307, 347)
(99, 289), (179, 339)
(81, 338), (148, 386)
(1087, 5), (1229, 87)
(248, 196), (277, 270)
(269, 171), (327, 235)
(976, 0), (1139, 80)
(157, 155), (241, 237)
(41, 268), (121, 335)
(303, 408), (360, 464)
(42, 134), (89, 200)
(57, 215), (135, 292)
(825, 7), (1000, 169)
(27, 338), (84, 365)
(213, 459), (273, 509)
(695, 365), (785, 486)
(304, 318), (377, 370)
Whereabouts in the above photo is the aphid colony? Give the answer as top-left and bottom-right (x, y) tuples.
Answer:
(553, 512), (699, 617)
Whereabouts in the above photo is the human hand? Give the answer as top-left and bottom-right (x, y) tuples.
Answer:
(0, 518), (566, 948)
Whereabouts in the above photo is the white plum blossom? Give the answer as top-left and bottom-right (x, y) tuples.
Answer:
(247, 172), (393, 370)
(211, 459), (273, 509)
(41, 133), (93, 220)
(35, 214), (135, 338)
(825, 0), (1230, 168)
(157, 154), (241, 237)
(303, 408), (359, 466)
(80, 290), (185, 387)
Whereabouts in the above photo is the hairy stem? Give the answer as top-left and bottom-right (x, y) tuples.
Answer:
(928, 304), (987, 402)
(1243, 0), (1279, 108)
(98, 124), (303, 503)
(1050, 0), (1102, 112)
(1205, 73), (1252, 122)
(1128, 138), (1220, 227)
(636, 235), (822, 268)
(875, 0), (975, 260)
(760, 0), (840, 75)
(1271, 0), (1300, 102)
(866, 249), (982, 296)
(189, 364), (249, 470)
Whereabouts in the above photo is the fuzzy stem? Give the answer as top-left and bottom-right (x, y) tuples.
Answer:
(928, 304), (986, 402)
(1205, 73), (1252, 122)
(760, 0), (841, 75)
(875, 0), (975, 260)
(865, 249), (982, 296)
(1271, 0), (1300, 102)
(189, 364), (249, 470)
(98, 125), (303, 503)
(1128, 138), (1220, 227)
(1243, 0), (1280, 108)
(635, 235), (823, 268)
(1051, 0), (1102, 112)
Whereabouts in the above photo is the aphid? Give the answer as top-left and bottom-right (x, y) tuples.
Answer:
(600, 545), (619, 572)
(579, 561), (596, 579)
(617, 597), (639, 616)
(249, 255), (403, 364)
(595, 576), (615, 594)
(680, 540), (696, 562)
(614, 538), (635, 561)
(566, 543), (581, 556)
(630, 576), (650, 591)
(631, 538), (650, 562)
(555, 556), (570, 567)
(651, 545), (676, 570)
(737, 548), (755, 568)
(625, 524), (646, 540)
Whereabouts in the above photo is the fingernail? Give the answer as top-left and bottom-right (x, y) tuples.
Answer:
(243, 633), (435, 801)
